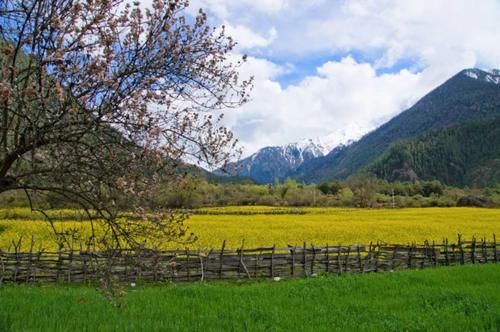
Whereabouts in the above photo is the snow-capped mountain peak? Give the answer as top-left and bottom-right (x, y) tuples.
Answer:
(284, 138), (327, 157)
(216, 123), (369, 183)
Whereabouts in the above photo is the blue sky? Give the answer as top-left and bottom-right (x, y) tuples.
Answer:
(182, 0), (500, 156)
(262, 51), (421, 87)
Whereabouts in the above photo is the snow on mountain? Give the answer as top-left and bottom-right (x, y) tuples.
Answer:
(286, 123), (368, 156)
(319, 123), (368, 152)
(464, 70), (479, 80)
(463, 68), (500, 85)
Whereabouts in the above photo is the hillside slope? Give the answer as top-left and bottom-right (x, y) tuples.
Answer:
(369, 115), (500, 186)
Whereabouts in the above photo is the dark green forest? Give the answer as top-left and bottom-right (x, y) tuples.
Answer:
(369, 115), (500, 186)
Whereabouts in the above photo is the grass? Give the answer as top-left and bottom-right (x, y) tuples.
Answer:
(1, 207), (500, 250)
(0, 264), (500, 331)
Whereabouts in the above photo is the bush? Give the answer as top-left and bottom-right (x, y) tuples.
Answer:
(456, 195), (491, 208)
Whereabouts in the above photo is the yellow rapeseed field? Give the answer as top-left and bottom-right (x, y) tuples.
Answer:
(0, 207), (499, 250)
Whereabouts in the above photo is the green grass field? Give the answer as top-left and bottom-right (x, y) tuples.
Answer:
(1, 264), (500, 331)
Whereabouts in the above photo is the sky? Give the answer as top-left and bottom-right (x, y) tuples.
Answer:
(184, 0), (500, 157)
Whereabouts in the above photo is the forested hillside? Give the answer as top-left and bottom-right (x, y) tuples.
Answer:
(369, 116), (500, 187)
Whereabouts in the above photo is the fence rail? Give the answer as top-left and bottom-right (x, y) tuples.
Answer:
(0, 235), (499, 283)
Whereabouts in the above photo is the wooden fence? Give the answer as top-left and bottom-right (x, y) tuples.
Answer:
(0, 235), (499, 284)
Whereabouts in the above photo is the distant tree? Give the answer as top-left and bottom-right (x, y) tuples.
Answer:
(280, 186), (289, 200)
(317, 181), (343, 195)
(0, 0), (251, 251)
(317, 182), (330, 195)
(420, 180), (444, 197)
(284, 178), (299, 188)
(347, 173), (378, 208)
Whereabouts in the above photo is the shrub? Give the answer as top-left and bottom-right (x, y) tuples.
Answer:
(456, 195), (491, 208)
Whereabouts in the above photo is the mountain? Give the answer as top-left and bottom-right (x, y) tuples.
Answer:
(369, 115), (500, 186)
(217, 124), (366, 184)
(216, 139), (328, 184)
(292, 68), (500, 183)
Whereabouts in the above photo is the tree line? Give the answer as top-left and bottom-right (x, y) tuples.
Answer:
(2, 173), (499, 209)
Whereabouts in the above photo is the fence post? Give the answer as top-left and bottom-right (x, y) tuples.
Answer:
(357, 245), (362, 273)
(407, 245), (413, 269)
(482, 238), (487, 263)
(218, 240), (226, 280)
(55, 250), (63, 282)
(432, 241), (438, 267)
(198, 249), (204, 281)
(82, 251), (88, 282)
(0, 251), (5, 284)
(458, 235), (465, 265)
(68, 250), (73, 282)
(271, 245), (275, 278)
(391, 246), (397, 271)
(325, 244), (329, 273)
(238, 242), (251, 279)
(471, 237), (476, 264)
(26, 236), (35, 283)
(310, 244), (316, 275)
(254, 251), (259, 278)
(494, 234), (498, 263)
(344, 245), (351, 273)
(34, 249), (42, 283)
(303, 242), (307, 277)
(444, 239), (449, 266)
(337, 244), (343, 275)
(238, 241), (243, 279)
(205, 249), (212, 281)
(291, 246), (296, 277)
(186, 250), (191, 281)
(364, 242), (373, 274)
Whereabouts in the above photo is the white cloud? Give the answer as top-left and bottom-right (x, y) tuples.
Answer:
(223, 23), (277, 49)
(282, 0), (500, 70)
(222, 56), (439, 156)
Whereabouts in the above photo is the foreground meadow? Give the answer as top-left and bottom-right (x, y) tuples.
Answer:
(1, 264), (500, 331)
(0, 207), (499, 250)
